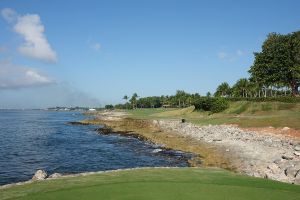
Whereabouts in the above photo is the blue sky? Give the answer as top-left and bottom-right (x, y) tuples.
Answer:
(0, 0), (299, 108)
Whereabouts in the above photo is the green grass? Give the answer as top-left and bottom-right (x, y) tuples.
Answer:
(125, 108), (177, 119)
(1, 168), (300, 200)
(125, 101), (300, 129)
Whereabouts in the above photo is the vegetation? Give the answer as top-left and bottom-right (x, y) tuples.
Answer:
(126, 101), (300, 130)
(111, 30), (300, 113)
(2, 168), (299, 200)
(105, 104), (114, 109)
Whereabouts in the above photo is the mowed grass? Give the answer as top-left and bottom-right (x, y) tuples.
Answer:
(1, 168), (300, 200)
(125, 101), (300, 130)
(125, 108), (176, 119)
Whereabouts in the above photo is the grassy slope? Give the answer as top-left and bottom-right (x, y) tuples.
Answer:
(127, 101), (300, 130)
(2, 168), (300, 200)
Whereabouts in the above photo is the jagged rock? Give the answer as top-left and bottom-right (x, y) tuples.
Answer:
(294, 151), (300, 156)
(285, 166), (299, 178)
(95, 126), (112, 134)
(32, 170), (47, 180)
(294, 173), (300, 184)
(294, 146), (300, 151)
(282, 154), (294, 160)
(267, 163), (281, 174)
(48, 173), (62, 178)
(273, 158), (282, 164)
(282, 127), (290, 131)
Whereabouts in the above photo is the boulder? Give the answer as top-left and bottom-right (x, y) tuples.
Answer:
(294, 146), (300, 151)
(273, 158), (282, 164)
(267, 163), (281, 174)
(48, 173), (62, 178)
(32, 170), (47, 181)
(282, 154), (294, 160)
(285, 166), (299, 178)
(282, 127), (290, 131)
(294, 173), (300, 184)
(294, 151), (300, 156)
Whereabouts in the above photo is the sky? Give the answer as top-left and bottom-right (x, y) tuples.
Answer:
(0, 0), (299, 108)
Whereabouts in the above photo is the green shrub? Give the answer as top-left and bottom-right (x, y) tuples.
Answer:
(193, 97), (229, 113)
(211, 98), (229, 113)
(227, 97), (300, 103)
(193, 97), (213, 111)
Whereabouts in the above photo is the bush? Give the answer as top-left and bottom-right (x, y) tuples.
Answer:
(211, 98), (229, 113)
(193, 97), (213, 111)
(192, 97), (229, 113)
(105, 104), (114, 109)
(227, 97), (300, 103)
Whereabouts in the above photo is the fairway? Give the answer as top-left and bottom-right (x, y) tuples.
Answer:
(1, 168), (300, 200)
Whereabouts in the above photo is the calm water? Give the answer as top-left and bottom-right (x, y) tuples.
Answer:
(0, 110), (190, 185)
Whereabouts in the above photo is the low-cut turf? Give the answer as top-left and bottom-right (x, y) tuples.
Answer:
(1, 168), (300, 200)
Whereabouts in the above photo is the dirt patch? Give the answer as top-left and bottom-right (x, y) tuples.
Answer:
(229, 124), (300, 139)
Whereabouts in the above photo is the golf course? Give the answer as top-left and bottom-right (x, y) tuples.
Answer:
(2, 168), (300, 200)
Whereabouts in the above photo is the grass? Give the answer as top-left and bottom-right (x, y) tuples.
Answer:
(1, 168), (300, 200)
(125, 101), (300, 130)
(125, 108), (176, 119)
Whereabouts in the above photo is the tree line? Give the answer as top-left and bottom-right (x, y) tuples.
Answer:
(215, 31), (300, 98)
(108, 30), (300, 111)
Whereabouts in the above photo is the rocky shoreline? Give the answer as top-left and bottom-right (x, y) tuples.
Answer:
(80, 110), (300, 184)
(2, 110), (300, 188)
(152, 119), (300, 184)
(0, 167), (183, 189)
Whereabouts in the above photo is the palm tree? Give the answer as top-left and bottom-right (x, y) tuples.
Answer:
(232, 78), (250, 97)
(130, 93), (139, 109)
(215, 82), (231, 97)
(123, 95), (128, 109)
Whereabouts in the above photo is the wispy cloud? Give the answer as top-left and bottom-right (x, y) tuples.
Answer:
(1, 8), (57, 62)
(236, 50), (243, 56)
(90, 42), (101, 51)
(0, 60), (54, 89)
(217, 51), (228, 59)
(1, 8), (17, 23)
(0, 45), (6, 53)
(217, 49), (244, 61)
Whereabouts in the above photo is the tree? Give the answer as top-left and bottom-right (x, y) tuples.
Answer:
(105, 104), (114, 109)
(175, 90), (188, 107)
(123, 95), (129, 109)
(214, 82), (231, 97)
(249, 32), (300, 96)
(130, 93), (139, 109)
(232, 78), (250, 97)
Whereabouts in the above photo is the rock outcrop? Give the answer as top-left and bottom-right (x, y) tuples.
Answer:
(31, 170), (47, 181)
(152, 119), (300, 184)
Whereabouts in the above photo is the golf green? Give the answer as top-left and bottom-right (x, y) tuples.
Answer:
(1, 168), (300, 200)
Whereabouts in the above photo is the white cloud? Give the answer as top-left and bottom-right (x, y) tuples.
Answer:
(1, 8), (57, 62)
(90, 42), (101, 51)
(217, 52), (228, 59)
(236, 50), (243, 56)
(0, 60), (54, 89)
(1, 8), (17, 23)
(217, 49), (244, 61)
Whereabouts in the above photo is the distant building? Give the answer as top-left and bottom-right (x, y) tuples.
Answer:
(89, 108), (96, 111)
(162, 104), (171, 108)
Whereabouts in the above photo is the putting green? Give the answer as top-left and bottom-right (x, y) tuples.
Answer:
(1, 168), (300, 200)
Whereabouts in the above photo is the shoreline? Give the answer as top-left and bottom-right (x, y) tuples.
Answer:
(0, 167), (190, 189)
(2, 110), (300, 188)
(80, 110), (300, 184)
